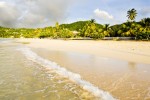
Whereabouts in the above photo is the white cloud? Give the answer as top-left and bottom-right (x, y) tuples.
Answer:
(0, 1), (21, 27)
(0, 0), (78, 28)
(0, 1), (6, 7)
(94, 8), (113, 20)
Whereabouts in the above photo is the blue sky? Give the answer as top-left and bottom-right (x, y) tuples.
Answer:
(0, 0), (150, 28)
(66, 0), (150, 24)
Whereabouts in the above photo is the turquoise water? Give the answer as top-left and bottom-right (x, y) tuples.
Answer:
(0, 39), (114, 100)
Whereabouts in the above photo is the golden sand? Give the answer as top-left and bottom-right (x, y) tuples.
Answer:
(16, 39), (150, 99)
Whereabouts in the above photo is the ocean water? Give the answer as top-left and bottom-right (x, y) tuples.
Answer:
(0, 39), (115, 100)
(24, 42), (150, 100)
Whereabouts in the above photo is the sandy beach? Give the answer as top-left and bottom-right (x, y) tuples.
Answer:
(17, 39), (150, 64)
(16, 39), (150, 99)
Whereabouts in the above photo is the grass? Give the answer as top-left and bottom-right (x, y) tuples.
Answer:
(15, 41), (30, 44)
(21, 42), (30, 44)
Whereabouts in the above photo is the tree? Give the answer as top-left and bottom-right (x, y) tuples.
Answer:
(141, 18), (150, 27)
(90, 19), (96, 23)
(103, 24), (110, 31)
(127, 8), (137, 22)
(55, 22), (59, 31)
(102, 24), (110, 36)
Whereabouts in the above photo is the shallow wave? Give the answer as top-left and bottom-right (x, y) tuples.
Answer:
(0, 39), (12, 43)
(17, 47), (116, 100)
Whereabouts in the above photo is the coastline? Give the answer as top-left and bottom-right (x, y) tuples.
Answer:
(15, 38), (150, 99)
(16, 38), (150, 64)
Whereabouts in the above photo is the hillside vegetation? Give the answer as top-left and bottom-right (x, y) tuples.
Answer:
(0, 9), (150, 40)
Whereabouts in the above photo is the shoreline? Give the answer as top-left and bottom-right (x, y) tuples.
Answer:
(15, 38), (150, 99)
(16, 38), (150, 64)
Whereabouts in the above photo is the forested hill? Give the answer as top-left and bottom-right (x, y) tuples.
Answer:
(60, 21), (103, 31)
(0, 18), (150, 40)
(0, 8), (150, 40)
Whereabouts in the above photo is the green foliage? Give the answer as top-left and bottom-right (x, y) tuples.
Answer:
(141, 18), (150, 27)
(0, 11), (150, 40)
(136, 32), (150, 40)
(127, 8), (137, 22)
(60, 21), (88, 31)
(58, 29), (74, 38)
(90, 19), (96, 23)
(60, 20), (103, 31)
(90, 32), (105, 39)
(79, 20), (104, 39)
(113, 37), (120, 41)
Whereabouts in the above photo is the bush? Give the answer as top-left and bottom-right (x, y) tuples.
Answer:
(58, 29), (74, 38)
(38, 32), (49, 38)
(136, 32), (150, 40)
(90, 32), (105, 39)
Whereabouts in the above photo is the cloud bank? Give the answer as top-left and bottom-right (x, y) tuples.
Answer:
(0, 0), (75, 28)
(0, 0), (149, 28)
(0, 1), (21, 27)
(94, 8), (113, 20)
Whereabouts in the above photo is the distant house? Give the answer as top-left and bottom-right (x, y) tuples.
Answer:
(72, 31), (80, 35)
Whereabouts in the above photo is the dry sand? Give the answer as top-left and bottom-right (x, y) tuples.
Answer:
(16, 39), (150, 100)
(17, 38), (150, 64)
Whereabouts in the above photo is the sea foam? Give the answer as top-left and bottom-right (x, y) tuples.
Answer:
(17, 47), (116, 100)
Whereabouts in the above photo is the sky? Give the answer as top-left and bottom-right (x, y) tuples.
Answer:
(0, 0), (150, 28)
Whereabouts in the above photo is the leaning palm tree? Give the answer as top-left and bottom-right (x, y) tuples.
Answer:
(127, 8), (137, 22)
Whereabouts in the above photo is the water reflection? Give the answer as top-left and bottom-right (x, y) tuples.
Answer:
(32, 49), (150, 100)
(0, 43), (99, 100)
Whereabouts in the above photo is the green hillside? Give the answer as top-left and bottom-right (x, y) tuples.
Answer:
(60, 21), (103, 31)
(0, 18), (150, 40)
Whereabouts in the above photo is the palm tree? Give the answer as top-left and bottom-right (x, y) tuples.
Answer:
(141, 18), (150, 27)
(103, 24), (110, 31)
(90, 19), (96, 23)
(103, 24), (110, 36)
(127, 8), (137, 22)
(55, 22), (59, 31)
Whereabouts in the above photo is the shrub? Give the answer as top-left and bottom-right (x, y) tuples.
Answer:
(90, 32), (105, 39)
(58, 29), (74, 38)
(136, 32), (150, 40)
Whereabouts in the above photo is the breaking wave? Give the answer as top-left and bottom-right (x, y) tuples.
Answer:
(17, 47), (116, 100)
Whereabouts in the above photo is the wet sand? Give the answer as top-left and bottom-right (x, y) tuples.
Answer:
(17, 39), (150, 99)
